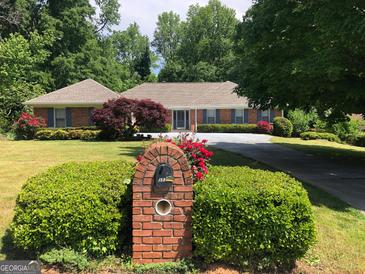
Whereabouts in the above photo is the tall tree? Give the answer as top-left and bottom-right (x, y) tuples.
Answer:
(152, 11), (182, 62)
(156, 0), (238, 82)
(234, 0), (365, 116)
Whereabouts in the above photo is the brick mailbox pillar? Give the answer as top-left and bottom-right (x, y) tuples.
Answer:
(132, 142), (193, 264)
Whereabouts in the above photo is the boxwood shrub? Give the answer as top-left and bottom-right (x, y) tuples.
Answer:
(273, 117), (293, 137)
(35, 129), (101, 140)
(193, 166), (315, 269)
(197, 124), (257, 133)
(300, 131), (340, 142)
(11, 161), (134, 257)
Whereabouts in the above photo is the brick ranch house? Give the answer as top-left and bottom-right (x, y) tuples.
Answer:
(25, 79), (283, 131)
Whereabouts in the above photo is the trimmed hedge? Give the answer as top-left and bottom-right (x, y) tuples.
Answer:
(139, 123), (172, 133)
(35, 129), (101, 140)
(273, 117), (293, 137)
(197, 124), (257, 133)
(300, 132), (340, 142)
(11, 161), (134, 257)
(193, 166), (315, 269)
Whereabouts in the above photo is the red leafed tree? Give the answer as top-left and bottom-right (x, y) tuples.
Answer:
(92, 97), (168, 139)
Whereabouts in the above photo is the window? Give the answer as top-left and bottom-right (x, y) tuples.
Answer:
(235, 109), (244, 124)
(207, 109), (216, 124)
(261, 110), (270, 122)
(55, 108), (66, 128)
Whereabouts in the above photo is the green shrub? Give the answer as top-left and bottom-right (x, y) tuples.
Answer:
(331, 119), (361, 143)
(193, 166), (315, 269)
(354, 134), (365, 147)
(40, 248), (89, 272)
(11, 161), (134, 257)
(35, 128), (101, 141)
(139, 123), (172, 133)
(198, 124), (257, 133)
(300, 132), (340, 142)
(79, 130), (101, 141)
(273, 117), (293, 137)
(287, 109), (311, 136)
(35, 129), (55, 140)
(52, 129), (69, 140)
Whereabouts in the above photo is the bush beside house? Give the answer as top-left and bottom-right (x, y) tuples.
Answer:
(273, 117), (293, 137)
(13, 112), (45, 139)
(197, 124), (257, 133)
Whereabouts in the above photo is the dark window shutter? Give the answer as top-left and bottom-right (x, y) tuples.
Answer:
(231, 109), (236, 124)
(88, 108), (94, 126)
(203, 109), (207, 124)
(185, 110), (190, 129)
(270, 109), (275, 123)
(173, 111), (177, 130)
(257, 110), (262, 123)
(66, 108), (72, 127)
(244, 109), (249, 124)
(216, 109), (220, 124)
(47, 108), (54, 128)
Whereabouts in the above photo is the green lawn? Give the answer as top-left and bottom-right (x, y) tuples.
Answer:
(0, 139), (364, 273)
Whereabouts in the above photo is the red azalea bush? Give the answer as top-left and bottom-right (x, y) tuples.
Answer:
(92, 98), (168, 140)
(137, 133), (214, 182)
(257, 120), (273, 134)
(13, 112), (46, 139)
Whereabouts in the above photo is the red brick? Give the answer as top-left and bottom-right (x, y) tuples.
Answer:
(168, 193), (184, 200)
(153, 230), (173, 237)
(134, 245), (152, 252)
(134, 171), (144, 179)
(133, 222), (142, 229)
(134, 258), (153, 264)
(174, 186), (193, 192)
(143, 177), (153, 185)
(133, 215), (152, 222)
(143, 223), (162, 230)
(172, 208), (183, 215)
(173, 177), (184, 185)
(143, 237), (162, 244)
(133, 237), (142, 244)
(143, 252), (162, 259)
(133, 251), (142, 259)
(153, 245), (172, 251)
(174, 200), (193, 207)
(133, 230), (153, 237)
(134, 201), (152, 207)
(133, 208), (142, 215)
(174, 215), (187, 222)
(143, 208), (155, 215)
(133, 193), (142, 200)
(163, 222), (184, 229)
(163, 237), (180, 244)
(133, 186), (151, 193)
(144, 170), (155, 178)
(154, 215), (173, 222)
(163, 251), (179, 259)
(184, 193), (193, 199)
(161, 145), (168, 155)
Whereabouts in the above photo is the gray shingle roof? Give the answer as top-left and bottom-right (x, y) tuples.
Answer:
(24, 79), (119, 106)
(121, 81), (249, 109)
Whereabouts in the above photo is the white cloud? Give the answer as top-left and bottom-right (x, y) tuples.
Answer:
(115, 0), (252, 38)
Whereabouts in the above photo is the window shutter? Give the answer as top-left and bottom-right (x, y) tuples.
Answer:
(173, 111), (177, 130)
(244, 109), (249, 124)
(185, 110), (190, 129)
(270, 109), (275, 123)
(203, 109), (207, 124)
(257, 110), (262, 123)
(88, 108), (94, 126)
(66, 108), (72, 127)
(47, 108), (54, 128)
(216, 109), (220, 124)
(231, 109), (236, 124)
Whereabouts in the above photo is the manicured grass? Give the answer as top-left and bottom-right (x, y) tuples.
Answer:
(271, 137), (365, 167)
(0, 139), (364, 273)
(0, 139), (146, 259)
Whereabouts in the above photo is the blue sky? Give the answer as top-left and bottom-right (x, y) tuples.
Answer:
(115, 0), (253, 38)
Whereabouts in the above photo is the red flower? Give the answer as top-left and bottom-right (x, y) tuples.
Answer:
(196, 172), (204, 180)
(202, 139), (208, 144)
(137, 155), (143, 162)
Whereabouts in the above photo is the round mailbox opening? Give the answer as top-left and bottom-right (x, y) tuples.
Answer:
(155, 199), (172, 216)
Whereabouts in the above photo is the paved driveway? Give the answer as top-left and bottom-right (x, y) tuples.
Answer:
(149, 132), (365, 213)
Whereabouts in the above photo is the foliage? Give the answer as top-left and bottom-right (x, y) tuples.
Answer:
(193, 166), (316, 269)
(11, 161), (134, 257)
(13, 112), (45, 140)
(156, 0), (238, 82)
(300, 132), (340, 143)
(92, 98), (168, 139)
(39, 248), (89, 272)
(0, 32), (52, 131)
(35, 129), (101, 141)
(331, 119), (362, 143)
(287, 109), (316, 136)
(133, 260), (195, 274)
(273, 117), (293, 137)
(354, 134), (365, 147)
(197, 124), (257, 133)
(139, 124), (172, 133)
(234, 0), (365, 117)
(256, 121), (272, 134)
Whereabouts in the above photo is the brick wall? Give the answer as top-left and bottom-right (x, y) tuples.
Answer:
(248, 109), (258, 124)
(132, 142), (193, 263)
(220, 109), (232, 124)
(71, 107), (91, 127)
(33, 108), (48, 125)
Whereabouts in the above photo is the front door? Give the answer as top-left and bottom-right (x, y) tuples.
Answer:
(173, 110), (190, 130)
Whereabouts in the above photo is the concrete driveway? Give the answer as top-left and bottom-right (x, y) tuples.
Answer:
(149, 132), (365, 213)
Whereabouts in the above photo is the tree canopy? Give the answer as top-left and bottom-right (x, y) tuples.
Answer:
(234, 0), (365, 116)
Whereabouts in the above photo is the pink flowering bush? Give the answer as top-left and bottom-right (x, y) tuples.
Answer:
(13, 112), (46, 139)
(257, 120), (273, 134)
(138, 133), (214, 182)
